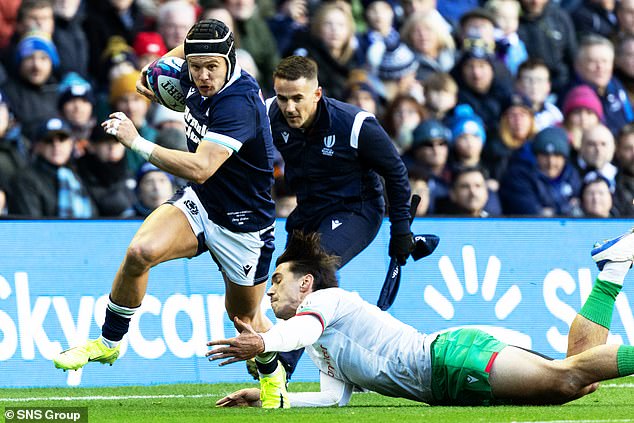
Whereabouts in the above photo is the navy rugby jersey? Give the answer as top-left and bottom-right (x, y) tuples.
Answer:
(179, 63), (275, 232)
(267, 96), (411, 235)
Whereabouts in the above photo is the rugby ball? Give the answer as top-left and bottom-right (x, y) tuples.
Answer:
(146, 57), (186, 112)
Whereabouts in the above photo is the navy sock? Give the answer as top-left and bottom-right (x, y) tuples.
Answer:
(101, 297), (139, 342)
(255, 352), (279, 375)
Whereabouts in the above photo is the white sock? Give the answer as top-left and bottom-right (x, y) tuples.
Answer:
(100, 336), (120, 349)
(598, 261), (633, 286)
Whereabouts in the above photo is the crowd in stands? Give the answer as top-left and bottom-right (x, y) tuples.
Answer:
(0, 0), (632, 219)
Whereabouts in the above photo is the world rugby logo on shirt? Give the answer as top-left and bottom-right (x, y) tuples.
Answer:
(322, 135), (335, 156)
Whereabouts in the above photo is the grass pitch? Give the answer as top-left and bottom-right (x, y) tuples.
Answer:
(2, 378), (634, 422)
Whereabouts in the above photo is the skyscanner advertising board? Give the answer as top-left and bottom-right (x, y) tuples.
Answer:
(1, 219), (633, 387)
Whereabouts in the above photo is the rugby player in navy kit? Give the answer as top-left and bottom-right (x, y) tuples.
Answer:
(53, 20), (280, 391)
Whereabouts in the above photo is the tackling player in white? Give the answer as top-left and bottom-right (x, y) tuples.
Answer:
(208, 229), (634, 407)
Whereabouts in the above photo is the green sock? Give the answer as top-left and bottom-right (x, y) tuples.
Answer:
(578, 279), (622, 329)
(617, 345), (634, 377)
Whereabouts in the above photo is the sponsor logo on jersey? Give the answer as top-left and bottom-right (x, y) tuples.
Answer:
(331, 219), (342, 230)
(243, 264), (252, 276)
(184, 200), (199, 215)
(184, 109), (208, 145)
(466, 375), (479, 384)
(322, 135), (335, 156)
(281, 132), (290, 143)
(320, 344), (336, 377)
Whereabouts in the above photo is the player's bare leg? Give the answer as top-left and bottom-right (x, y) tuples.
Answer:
(111, 204), (198, 306)
(567, 228), (634, 356)
(488, 343), (634, 405)
(53, 204), (198, 371)
(224, 276), (272, 334)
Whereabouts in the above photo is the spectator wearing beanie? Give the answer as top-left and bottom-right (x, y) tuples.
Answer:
(499, 126), (581, 216)
(561, 84), (604, 154)
(359, 0), (400, 75)
(451, 43), (514, 140)
(448, 105), (487, 172)
(376, 41), (423, 104)
(1, 0), (55, 76)
(3, 31), (60, 137)
(133, 32), (167, 70)
(402, 119), (452, 213)
(76, 125), (135, 217)
(96, 36), (139, 92)
(109, 70), (157, 174)
(9, 116), (95, 218)
(57, 72), (96, 152)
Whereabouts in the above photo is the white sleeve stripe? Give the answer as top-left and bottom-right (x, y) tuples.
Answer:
(265, 96), (276, 115)
(350, 111), (375, 149)
(202, 131), (241, 151)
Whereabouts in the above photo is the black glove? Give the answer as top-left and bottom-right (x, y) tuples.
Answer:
(389, 232), (415, 266)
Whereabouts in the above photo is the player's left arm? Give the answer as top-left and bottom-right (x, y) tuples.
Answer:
(102, 112), (230, 184)
(215, 371), (353, 408)
(288, 370), (353, 407)
(357, 119), (412, 235)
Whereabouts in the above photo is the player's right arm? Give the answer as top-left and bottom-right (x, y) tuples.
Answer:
(136, 44), (185, 101)
(103, 112), (231, 184)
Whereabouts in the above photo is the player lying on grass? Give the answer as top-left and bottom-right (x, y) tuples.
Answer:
(207, 229), (634, 407)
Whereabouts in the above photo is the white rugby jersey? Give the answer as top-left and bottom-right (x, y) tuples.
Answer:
(261, 288), (437, 404)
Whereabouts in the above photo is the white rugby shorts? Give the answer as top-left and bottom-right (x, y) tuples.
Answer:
(170, 186), (275, 286)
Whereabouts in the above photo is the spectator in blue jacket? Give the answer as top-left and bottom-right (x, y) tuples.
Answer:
(499, 126), (582, 216)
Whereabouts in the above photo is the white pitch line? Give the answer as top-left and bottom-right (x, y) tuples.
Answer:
(1, 382), (633, 403)
(512, 420), (633, 423)
(0, 393), (217, 402)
